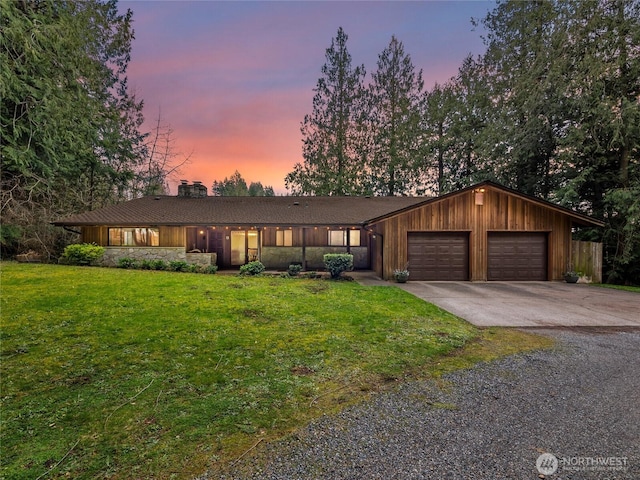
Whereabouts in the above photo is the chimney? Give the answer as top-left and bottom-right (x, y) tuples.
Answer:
(193, 181), (207, 198)
(178, 181), (208, 198)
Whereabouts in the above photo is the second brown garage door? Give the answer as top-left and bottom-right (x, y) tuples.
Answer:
(407, 232), (469, 281)
(487, 232), (548, 281)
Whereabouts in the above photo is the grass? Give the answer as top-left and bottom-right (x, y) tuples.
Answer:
(592, 283), (640, 293)
(1, 263), (551, 479)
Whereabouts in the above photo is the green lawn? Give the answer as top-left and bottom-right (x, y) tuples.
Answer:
(0, 263), (549, 479)
(592, 283), (640, 293)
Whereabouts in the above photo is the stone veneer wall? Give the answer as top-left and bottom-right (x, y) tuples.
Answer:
(186, 252), (217, 267)
(261, 246), (370, 270)
(260, 247), (303, 270)
(349, 247), (369, 269)
(101, 247), (214, 267)
(304, 246), (348, 270)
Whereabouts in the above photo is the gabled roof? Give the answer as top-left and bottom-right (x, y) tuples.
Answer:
(53, 181), (604, 228)
(53, 195), (429, 227)
(364, 180), (605, 228)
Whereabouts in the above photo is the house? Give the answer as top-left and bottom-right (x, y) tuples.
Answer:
(53, 180), (603, 281)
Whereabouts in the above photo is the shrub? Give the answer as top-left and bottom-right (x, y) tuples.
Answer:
(139, 259), (153, 270)
(61, 243), (105, 266)
(185, 263), (198, 273)
(168, 260), (190, 272)
(288, 263), (303, 276)
(199, 264), (218, 275)
(117, 257), (138, 269)
(239, 261), (265, 276)
(150, 259), (167, 271)
(323, 253), (353, 279)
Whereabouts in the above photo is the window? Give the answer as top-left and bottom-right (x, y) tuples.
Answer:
(276, 229), (293, 246)
(328, 230), (346, 246)
(349, 229), (361, 246)
(328, 229), (361, 246)
(108, 228), (159, 246)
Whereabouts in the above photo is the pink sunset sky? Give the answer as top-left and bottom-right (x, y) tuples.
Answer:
(119, 1), (493, 194)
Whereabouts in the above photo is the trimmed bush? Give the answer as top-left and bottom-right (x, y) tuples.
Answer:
(239, 261), (265, 276)
(117, 257), (138, 269)
(288, 263), (303, 276)
(323, 253), (353, 279)
(61, 243), (105, 266)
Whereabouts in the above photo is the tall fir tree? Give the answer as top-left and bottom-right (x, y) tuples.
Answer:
(367, 36), (427, 196)
(553, 0), (640, 282)
(479, 0), (563, 198)
(446, 55), (492, 192)
(285, 27), (368, 195)
(423, 82), (460, 194)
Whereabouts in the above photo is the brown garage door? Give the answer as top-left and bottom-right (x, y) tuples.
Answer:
(407, 232), (469, 281)
(487, 232), (547, 281)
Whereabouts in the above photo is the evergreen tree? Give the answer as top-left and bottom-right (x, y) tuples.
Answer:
(367, 36), (427, 196)
(465, 0), (640, 282)
(212, 171), (274, 196)
(554, 0), (640, 283)
(285, 27), (368, 195)
(423, 58), (491, 196)
(479, 0), (563, 198)
(554, 0), (640, 212)
(1, 0), (143, 257)
(423, 82), (456, 194)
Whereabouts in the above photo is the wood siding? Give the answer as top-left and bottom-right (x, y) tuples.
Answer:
(160, 227), (184, 247)
(371, 186), (573, 281)
(81, 226), (107, 245)
(571, 240), (603, 283)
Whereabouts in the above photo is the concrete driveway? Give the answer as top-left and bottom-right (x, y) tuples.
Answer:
(396, 281), (640, 327)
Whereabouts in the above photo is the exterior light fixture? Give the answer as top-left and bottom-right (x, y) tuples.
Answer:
(475, 188), (485, 206)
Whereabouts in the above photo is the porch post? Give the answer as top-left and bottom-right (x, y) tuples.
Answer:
(302, 227), (307, 270)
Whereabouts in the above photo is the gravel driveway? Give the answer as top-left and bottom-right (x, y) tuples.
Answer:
(210, 329), (639, 479)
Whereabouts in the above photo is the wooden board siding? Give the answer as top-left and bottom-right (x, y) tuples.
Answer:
(571, 240), (603, 283)
(81, 226), (107, 245)
(371, 186), (573, 281)
(160, 226), (184, 247)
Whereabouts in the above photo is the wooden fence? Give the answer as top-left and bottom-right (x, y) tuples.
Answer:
(571, 240), (603, 283)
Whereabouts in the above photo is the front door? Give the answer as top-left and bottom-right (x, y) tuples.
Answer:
(230, 230), (260, 266)
(230, 231), (246, 265)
